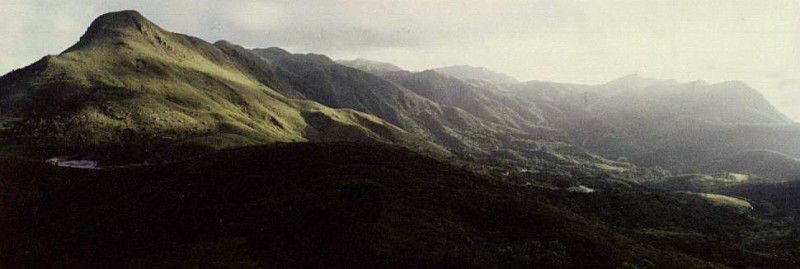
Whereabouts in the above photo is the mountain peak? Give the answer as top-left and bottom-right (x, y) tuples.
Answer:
(65, 10), (164, 53)
(213, 40), (235, 47)
(336, 58), (404, 74)
(604, 73), (672, 89)
(713, 80), (750, 89)
(609, 73), (646, 82)
(618, 73), (644, 80)
(253, 47), (292, 58)
(97, 10), (147, 23)
(431, 65), (519, 85)
(86, 10), (154, 33)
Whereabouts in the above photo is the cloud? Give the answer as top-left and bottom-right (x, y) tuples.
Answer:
(0, 1), (95, 72)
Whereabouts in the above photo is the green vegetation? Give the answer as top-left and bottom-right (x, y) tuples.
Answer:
(0, 142), (782, 267)
(240, 48), (658, 180)
(694, 193), (753, 211)
(644, 173), (773, 193)
(0, 10), (444, 164)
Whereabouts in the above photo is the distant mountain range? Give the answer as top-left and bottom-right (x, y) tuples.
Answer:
(339, 58), (800, 178)
(2, 10), (798, 179)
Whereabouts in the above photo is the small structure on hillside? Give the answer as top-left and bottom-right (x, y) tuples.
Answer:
(46, 155), (100, 169)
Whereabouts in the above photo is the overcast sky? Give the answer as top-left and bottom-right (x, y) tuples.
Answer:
(2, 0), (799, 120)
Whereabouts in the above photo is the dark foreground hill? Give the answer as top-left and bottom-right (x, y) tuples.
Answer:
(1, 142), (794, 268)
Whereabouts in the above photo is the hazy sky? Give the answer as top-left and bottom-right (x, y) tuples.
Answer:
(2, 0), (799, 120)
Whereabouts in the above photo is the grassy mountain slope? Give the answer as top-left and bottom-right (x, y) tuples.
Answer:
(380, 70), (551, 134)
(227, 47), (537, 155)
(2, 142), (784, 268)
(220, 48), (656, 181)
(243, 46), (503, 157)
(644, 173), (769, 193)
(0, 11), (441, 163)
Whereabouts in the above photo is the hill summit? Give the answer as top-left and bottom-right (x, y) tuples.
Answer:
(432, 65), (520, 85)
(66, 10), (163, 52)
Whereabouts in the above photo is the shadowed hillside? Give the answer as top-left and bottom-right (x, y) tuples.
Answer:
(1, 142), (787, 268)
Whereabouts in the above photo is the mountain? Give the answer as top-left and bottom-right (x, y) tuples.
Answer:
(379, 70), (549, 133)
(0, 10), (649, 180)
(432, 65), (520, 85)
(336, 58), (404, 75)
(505, 81), (620, 149)
(602, 73), (677, 92)
(0, 11), (442, 164)
(593, 78), (792, 126)
(587, 77), (800, 172)
(215, 43), (649, 181)
(222, 44), (496, 157)
(643, 173), (768, 193)
(503, 75), (800, 176)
